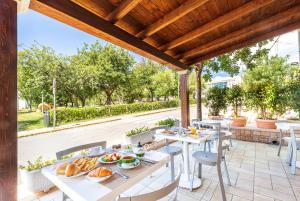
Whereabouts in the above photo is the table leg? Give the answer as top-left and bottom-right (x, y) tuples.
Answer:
(179, 141), (201, 189)
(286, 140), (292, 164)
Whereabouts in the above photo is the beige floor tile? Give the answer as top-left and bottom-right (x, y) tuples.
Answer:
(254, 186), (296, 201)
(227, 186), (254, 200)
(231, 195), (252, 201)
(254, 177), (272, 190)
(236, 178), (254, 192)
(254, 193), (274, 201)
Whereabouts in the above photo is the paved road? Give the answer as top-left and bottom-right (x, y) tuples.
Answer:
(18, 106), (199, 162)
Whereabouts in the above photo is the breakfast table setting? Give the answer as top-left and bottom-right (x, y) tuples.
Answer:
(41, 144), (170, 201)
(155, 127), (214, 189)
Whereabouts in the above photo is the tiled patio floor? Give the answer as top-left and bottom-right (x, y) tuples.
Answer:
(19, 140), (300, 201)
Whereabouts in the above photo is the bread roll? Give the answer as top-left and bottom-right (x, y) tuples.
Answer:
(65, 164), (76, 177)
(56, 163), (68, 175)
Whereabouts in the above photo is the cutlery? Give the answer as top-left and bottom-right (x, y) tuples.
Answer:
(114, 171), (129, 179)
(140, 158), (157, 164)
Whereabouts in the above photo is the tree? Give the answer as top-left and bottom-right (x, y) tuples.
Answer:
(227, 85), (244, 117)
(194, 40), (271, 120)
(133, 59), (163, 102)
(286, 64), (300, 118)
(68, 54), (98, 107)
(153, 70), (178, 100)
(18, 43), (60, 110)
(206, 86), (228, 116)
(243, 56), (291, 119)
(77, 42), (134, 105)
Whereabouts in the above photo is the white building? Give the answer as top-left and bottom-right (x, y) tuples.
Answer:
(207, 75), (241, 89)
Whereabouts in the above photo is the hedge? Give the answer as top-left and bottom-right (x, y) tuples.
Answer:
(49, 100), (179, 125)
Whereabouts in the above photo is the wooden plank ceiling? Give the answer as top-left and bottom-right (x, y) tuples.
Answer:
(29, 0), (300, 71)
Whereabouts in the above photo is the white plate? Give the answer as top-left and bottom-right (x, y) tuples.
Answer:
(117, 159), (141, 170)
(86, 173), (113, 183)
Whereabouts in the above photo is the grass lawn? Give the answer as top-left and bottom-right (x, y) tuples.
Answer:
(18, 109), (44, 131)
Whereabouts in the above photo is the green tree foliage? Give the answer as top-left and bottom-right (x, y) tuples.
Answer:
(243, 56), (293, 119)
(227, 85), (244, 117)
(18, 42), (181, 109)
(286, 64), (300, 118)
(132, 59), (163, 102)
(153, 70), (178, 100)
(18, 43), (60, 110)
(206, 86), (228, 116)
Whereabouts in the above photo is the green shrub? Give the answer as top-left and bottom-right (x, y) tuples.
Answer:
(157, 118), (177, 127)
(50, 100), (179, 124)
(126, 126), (150, 137)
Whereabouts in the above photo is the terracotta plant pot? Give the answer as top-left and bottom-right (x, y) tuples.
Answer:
(231, 117), (247, 127)
(208, 115), (224, 120)
(256, 119), (277, 129)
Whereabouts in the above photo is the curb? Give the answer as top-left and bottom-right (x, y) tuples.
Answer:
(18, 118), (121, 138)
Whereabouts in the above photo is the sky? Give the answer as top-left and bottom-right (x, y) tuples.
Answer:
(18, 9), (299, 77)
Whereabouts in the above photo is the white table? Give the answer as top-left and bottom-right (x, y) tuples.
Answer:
(155, 130), (213, 189)
(42, 151), (169, 201)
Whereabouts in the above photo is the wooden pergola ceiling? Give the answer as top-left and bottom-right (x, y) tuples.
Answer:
(29, 0), (300, 71)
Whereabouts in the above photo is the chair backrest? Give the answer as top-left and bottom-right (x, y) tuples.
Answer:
(197, 122), (226, 162)
(56, 141), (107, 160)
(118, 166), (182, 201)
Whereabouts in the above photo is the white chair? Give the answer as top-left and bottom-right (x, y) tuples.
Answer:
(118, 166), (182, 201)
(290, 126), (300, 174)
(190, 123), (231, 201)
(277, 128), (300, 164)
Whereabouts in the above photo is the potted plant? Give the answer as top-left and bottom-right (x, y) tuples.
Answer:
(125, 126), (152, 145)
(157, 118), (180, 128)
(205, 86), (228, 120)
(19, 157), (56, 193)
(243, 56), (290, 129)
(227, 85), (247, 127)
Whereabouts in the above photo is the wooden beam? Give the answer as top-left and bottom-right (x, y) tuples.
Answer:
(30, 0), (189, 71)
(159, 0), (275, 51)
(106, 0), (142, 24)
(178, 4), (300, 61)
(136, 0), (209, 39)
(187, 20), (300, 65)
(0, 1), (17, 201)
(179, 71), (190, 128)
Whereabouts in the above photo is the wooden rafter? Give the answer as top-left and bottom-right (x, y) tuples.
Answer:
(187, 20), (300, 65)
(178, 4), (300, 61)
(106, 0), (142, 24)
(29, 0), (189, 71)
(159, 0), (275, 51)
(136, 0), (209, 39)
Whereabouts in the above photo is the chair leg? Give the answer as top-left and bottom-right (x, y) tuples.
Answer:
(223, 157), (231, 186)
(190, 161), (197, 192)
(208, 142), (211, 152)
(62, 192), (69, 201)
(198, 163), (202, 178)
(291, 148), (297, 174)
(217, 163), (227, 201)
(277, 138), (282, 156)
(229, 139), (233, 147)
(204, 142), (207, 152)
(170, 154), (175, 181)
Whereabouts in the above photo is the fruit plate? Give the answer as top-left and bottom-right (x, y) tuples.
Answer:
(98, 153), (122, 164)
(117, 158), (141, 170)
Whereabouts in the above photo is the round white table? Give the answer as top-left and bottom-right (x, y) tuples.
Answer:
(155, 130), (213, 189)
